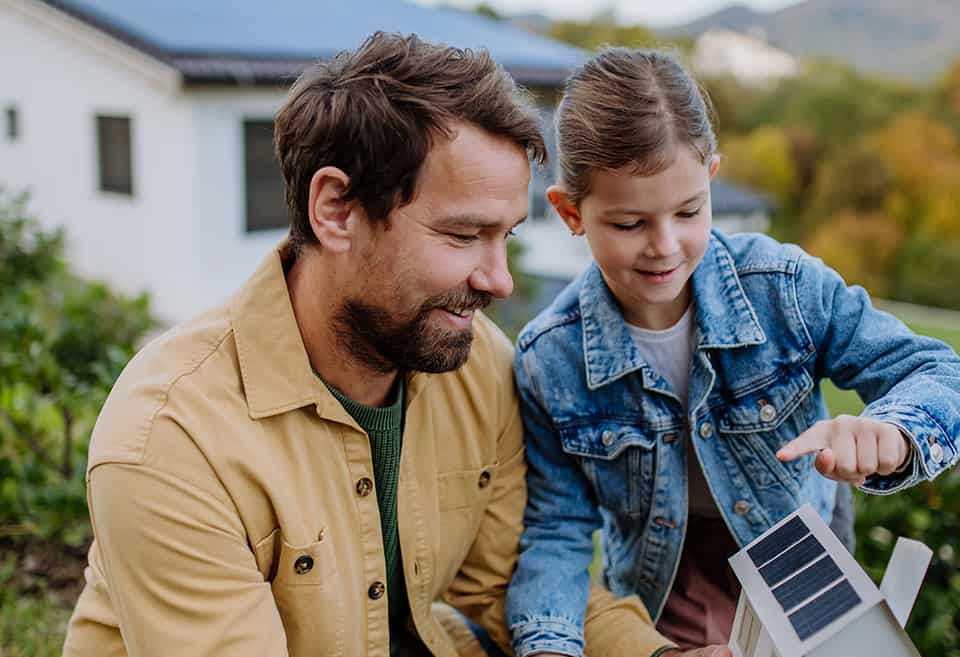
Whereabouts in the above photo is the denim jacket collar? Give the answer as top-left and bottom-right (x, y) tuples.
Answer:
(579, 232), (766, 390)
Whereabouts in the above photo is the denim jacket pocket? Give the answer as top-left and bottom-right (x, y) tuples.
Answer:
(716, 368), (816, 489)
(558, 421), (656, 517)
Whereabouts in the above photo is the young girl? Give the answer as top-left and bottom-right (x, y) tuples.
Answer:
(505, 48), (960, 657)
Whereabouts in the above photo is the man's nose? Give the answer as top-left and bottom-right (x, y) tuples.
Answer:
(468, 244), (514, 300)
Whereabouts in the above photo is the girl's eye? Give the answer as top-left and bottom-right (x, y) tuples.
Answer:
(677, 206), (703, 219)
(613, 221), (643, 231)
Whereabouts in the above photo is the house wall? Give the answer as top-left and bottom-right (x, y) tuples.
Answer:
(0, 0), (198, 320)
(179, 87), (289, 320)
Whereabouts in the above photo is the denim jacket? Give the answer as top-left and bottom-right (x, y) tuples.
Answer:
(506, 231), (960, 657)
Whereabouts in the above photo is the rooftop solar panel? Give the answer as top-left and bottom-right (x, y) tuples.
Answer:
(772, 554), (844, 612)
(788, 579), (862, 640)
(748, 515), (809, 567)
(759, 534), (826, 587)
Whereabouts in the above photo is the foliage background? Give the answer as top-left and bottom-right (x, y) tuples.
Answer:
(3, 12), (960, 655)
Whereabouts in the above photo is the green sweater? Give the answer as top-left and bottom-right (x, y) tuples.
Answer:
(322, 378), (409, 644)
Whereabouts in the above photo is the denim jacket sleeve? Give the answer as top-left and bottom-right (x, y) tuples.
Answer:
(796, 253), (960, 493)
(506, 346), (671, 657)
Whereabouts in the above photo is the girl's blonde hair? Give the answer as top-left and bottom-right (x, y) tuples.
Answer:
(557, 48), (717, 204)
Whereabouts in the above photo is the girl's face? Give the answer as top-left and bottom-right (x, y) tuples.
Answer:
(549, 146), (719, 330)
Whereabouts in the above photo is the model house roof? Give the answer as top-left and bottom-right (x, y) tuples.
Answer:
(41, 0), (587, 85)
(728, 505), (928, 657)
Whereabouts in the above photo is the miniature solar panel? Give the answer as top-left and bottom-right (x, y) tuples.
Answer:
(759, 534), (826, 587)
(771, 554), (844, 611)
(747, 515), (808, 566)
(787, 579), (862, 640)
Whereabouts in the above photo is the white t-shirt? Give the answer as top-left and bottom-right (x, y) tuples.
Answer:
(627, 305), (720, 518)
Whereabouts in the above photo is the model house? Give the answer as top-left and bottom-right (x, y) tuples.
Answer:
(728, 504), (931, 657)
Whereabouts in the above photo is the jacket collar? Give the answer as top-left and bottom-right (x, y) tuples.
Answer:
(580, 232), (766, 390)
(230, 244), (322, 419)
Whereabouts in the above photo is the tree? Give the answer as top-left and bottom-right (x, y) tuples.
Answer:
(720, 125), (798, 211)
(0, 190), (155, 547)
(804, 210), (904, 298)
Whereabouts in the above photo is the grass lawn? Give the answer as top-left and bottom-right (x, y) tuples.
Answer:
(823, 319), (960, 415)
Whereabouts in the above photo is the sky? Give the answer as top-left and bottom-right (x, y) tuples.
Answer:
(414, 0), (803, 28)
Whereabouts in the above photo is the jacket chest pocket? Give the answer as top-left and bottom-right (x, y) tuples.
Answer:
(715, 368), (817, 490)
(433, 463), (498, 587)
(256, 529), (344, 656)
(558, 422), (656, 518)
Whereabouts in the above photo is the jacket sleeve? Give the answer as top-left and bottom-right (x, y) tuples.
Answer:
(81, 419), (289, 657)
(504, 346), (673, 657)
(796, 253), (960, 493)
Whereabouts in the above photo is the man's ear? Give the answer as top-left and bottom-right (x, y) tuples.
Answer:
(547, 185), (585, 236)
(308, 167), (354, 253)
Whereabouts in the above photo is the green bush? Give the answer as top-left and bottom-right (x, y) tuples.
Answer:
(855, 473), (960, 657)
(0, 190), (155, 548)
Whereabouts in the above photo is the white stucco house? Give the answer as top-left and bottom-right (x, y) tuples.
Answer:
(691, 28), (799, 85)
(0, 0), (584, 321)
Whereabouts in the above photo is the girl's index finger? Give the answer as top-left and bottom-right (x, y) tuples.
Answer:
(776, 422), (833, 461)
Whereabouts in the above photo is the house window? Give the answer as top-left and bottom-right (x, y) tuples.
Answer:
(96, 115), (133, 195)
(5, 106), (18, 141)
(244, 120), (287, 232)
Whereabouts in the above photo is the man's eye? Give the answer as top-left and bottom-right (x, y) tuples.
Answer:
(450, 233), (478, 243)
(506, 229), (517, 240)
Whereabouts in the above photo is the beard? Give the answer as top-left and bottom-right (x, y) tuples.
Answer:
(333, 286), (492, 374)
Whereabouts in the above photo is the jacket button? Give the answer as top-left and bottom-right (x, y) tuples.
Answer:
(356, 477), (374, 497)
(601, 430), (615, 446)
(698, 422), (713, 439)
(368, 581), (386, 600)
(734, 500), (751, 515)
(930, 442), (944, 464)
(293, 555), (314, 575)
(662, 432), (678, 444)
(759, 403), (778, 423)
(478, 470), (492, 488)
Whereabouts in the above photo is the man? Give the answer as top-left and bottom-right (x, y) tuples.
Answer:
(63, 32), (726, 657)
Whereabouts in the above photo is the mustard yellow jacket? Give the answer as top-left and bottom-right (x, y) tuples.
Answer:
(63, 248), (670, 657)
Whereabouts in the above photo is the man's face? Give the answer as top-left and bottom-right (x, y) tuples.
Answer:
(336, 122), (531, 373)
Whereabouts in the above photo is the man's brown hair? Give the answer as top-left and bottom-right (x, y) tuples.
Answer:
(274, 32), (547, 251)
(556, 48), (717, 204)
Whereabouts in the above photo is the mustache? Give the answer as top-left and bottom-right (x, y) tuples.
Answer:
(423, 288), (492, 313)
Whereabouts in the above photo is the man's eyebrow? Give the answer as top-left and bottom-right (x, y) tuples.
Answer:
(435, 214), (528, 230)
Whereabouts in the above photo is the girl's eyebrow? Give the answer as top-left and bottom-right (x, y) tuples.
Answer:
(601, 191), (708, 217)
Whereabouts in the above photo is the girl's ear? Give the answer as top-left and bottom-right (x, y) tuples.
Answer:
(547, 185), (585, 236)
(708, 154), (721, 180)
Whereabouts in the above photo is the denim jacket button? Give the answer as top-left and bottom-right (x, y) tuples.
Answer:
(734, 500), (751, 515)
(601, 430), (615, 446)
(930, 442), (944, 464)
(698, 422), (714, 439)
(759, 403), (778, 423)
